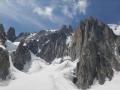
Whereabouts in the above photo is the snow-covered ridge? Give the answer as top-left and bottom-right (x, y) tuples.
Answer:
(108, 24), (120, 36)
(5, 40), (20, 52)
(26, 33), (37, 40)
(46, 29), (57, 33)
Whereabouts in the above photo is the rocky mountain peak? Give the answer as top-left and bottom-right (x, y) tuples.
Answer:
(72, 17), (120, 89)
(7, 27), (16, 42)
(59, 25), (73, 34)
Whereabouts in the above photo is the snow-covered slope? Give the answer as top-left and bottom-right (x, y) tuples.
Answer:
(27, 52), (48, 73)
(0, 55), (78, 90)
(8, 52), (28, 79)
(108, 24), (120, 36)
(1, 38), (120, 90)
(1, 53), (120, 90)
(5, 40), (20, 52)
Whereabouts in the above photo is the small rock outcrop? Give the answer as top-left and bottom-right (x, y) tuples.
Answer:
(13, 40), (31, 71)
(7, 27), (16, 42)
(0, 48), (10, 80)
(72, 17), (120, 89)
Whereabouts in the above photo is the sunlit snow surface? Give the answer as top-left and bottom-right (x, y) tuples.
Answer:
(108, 24), (120, 36)
(0, 52), (79, 90)
(1, 52), (120, 90)
(5, 40), (20, 51)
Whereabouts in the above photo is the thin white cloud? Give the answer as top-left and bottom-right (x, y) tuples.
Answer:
(77, 0), (88, 14)
(33, 7), (53, 18)
(61, 0), (88, 18)
(62, 6), (73, 18)
(33, 6), (69, 25)
(0, 0), (89, 30)
(0, 0), (45, 28)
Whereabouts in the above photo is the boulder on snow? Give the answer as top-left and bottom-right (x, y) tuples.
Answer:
(0, 47), (10, 80)
(13, 39), (31, 71)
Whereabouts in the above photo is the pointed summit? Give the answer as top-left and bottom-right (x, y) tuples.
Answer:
(72, 17), (120, 89)
(7, 27), (16, 42)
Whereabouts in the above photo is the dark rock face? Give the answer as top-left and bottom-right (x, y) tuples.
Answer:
(0, 48), (10, 80)
(0, 24), (6, 45)
(13, 40), (31, 71)
(25, 30), (48, 55)
(37, 25), (73, 63)
(7, 27), (16, 42)
(0, 24), (10, 80)
(113, 36), (120, 71)
(14, 30), (51, 60)
(27, 40), (38, 54)
(21, 26), (73, 63)
(72, 17), (120, 89)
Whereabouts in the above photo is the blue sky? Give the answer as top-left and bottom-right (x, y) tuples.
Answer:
(0, 0), (119, 34)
